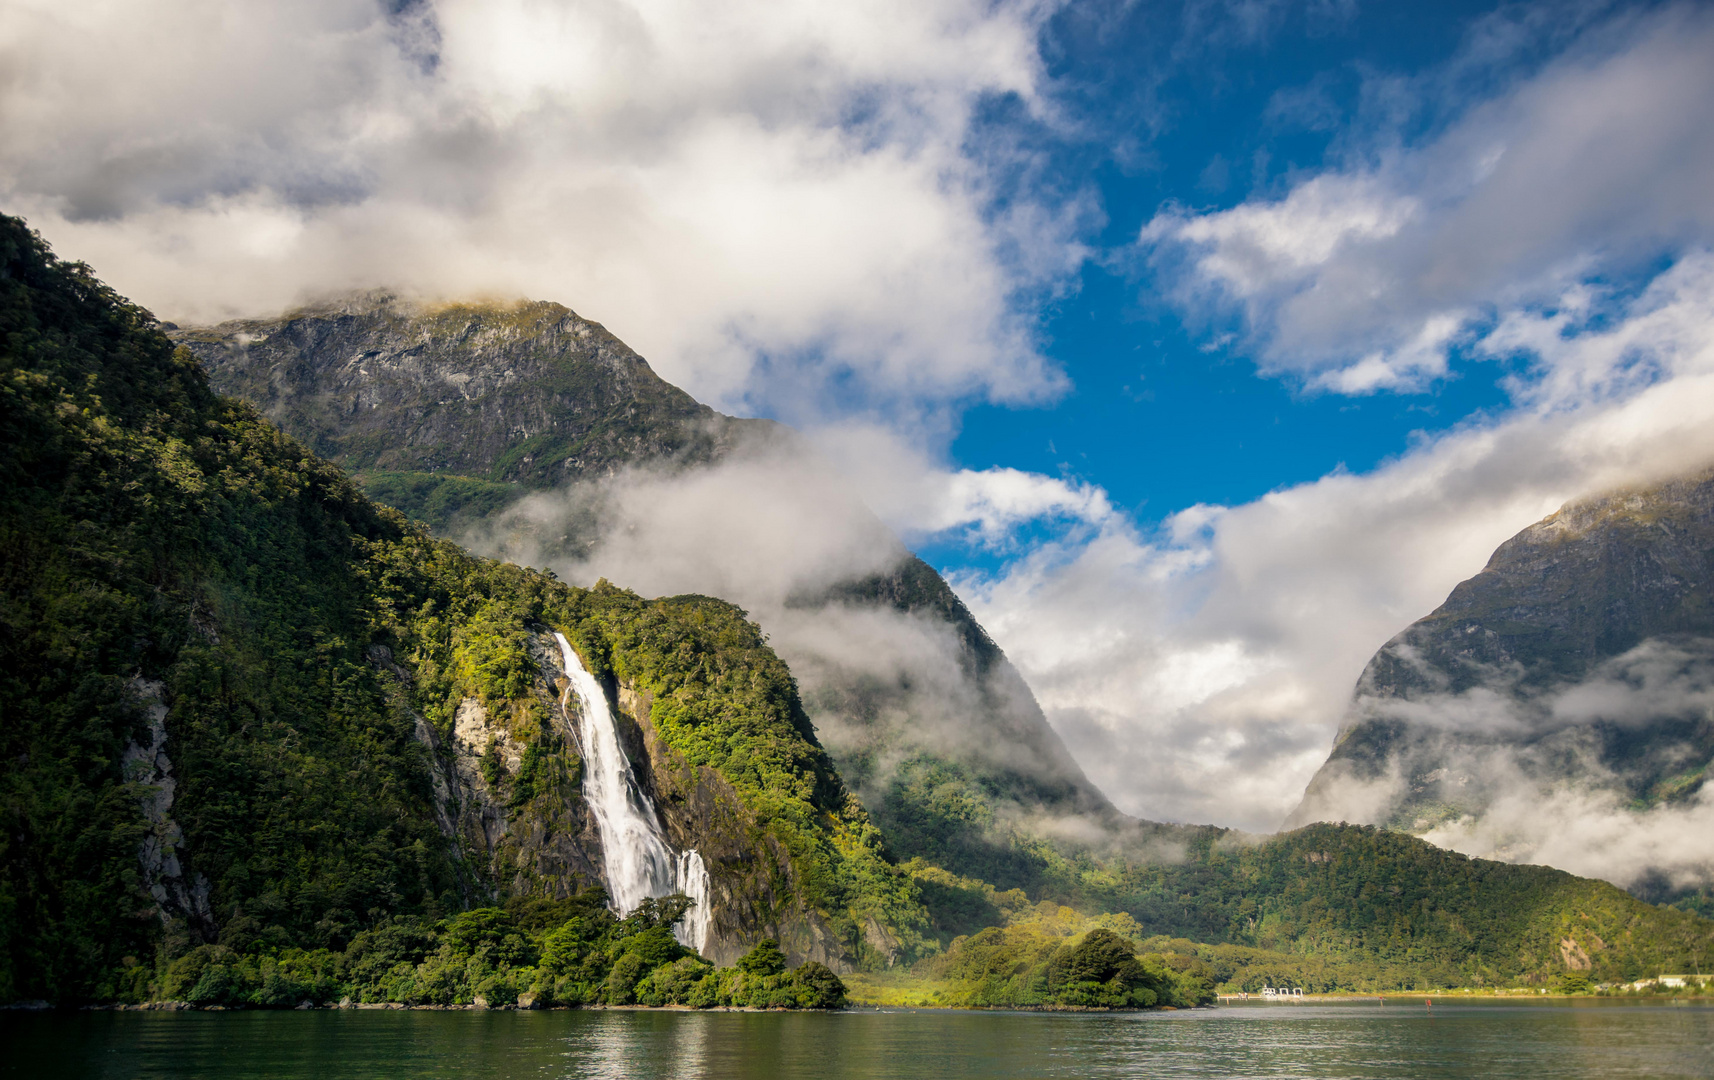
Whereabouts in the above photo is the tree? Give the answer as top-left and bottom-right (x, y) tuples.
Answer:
(737, 939), (787, 977)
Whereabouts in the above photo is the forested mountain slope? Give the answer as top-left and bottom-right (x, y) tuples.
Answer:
(0, 216), (923, 1003)
(174, 291), (1115, 892)
(909, 821), (1712, 993)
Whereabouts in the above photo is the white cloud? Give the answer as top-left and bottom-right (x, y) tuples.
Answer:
(956, 252), (1714, 834)
(1147, 174), (1417, 295)
(1423, 787), (1714, 894)
(0, 0), (1071, 424)
(897, 466), (1112, 544)
(1140, 3), (1714, 391)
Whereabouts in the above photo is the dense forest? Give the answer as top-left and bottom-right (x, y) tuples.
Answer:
(147, 894), (845, 1010)
(901, 822), (1712, 993)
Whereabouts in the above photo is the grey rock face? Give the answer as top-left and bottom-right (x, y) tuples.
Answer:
(174, 292), (773, 532)
(1288, 468), (1714, 834)
(121, 678), (214, 934)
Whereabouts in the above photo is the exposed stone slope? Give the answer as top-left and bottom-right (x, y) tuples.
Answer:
(174, 293), (773, 532)
(1289, 468), (1714, 834)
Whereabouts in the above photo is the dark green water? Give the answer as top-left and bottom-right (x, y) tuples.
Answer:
(4, 1001), (1710, 1079)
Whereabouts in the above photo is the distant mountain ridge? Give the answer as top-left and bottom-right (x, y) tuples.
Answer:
(1289, 469), (1714, 889)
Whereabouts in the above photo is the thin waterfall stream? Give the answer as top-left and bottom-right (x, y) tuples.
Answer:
(552, 632), (712, 953)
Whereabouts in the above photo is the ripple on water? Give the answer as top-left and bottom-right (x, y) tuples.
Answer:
(2, 1001), (1711, 1080)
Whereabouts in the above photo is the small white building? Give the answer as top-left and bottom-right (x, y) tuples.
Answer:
(1261, 986), (1304, 999)
(1623, 974), (1711, 991)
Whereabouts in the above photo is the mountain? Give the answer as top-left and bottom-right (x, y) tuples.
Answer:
(170, 292), (775, 537)
(171, 293), (1116, 894)
(7, 215), (1708, 1007)
(0, 216), (923, 1003)
(1288, 470), (1714, 895)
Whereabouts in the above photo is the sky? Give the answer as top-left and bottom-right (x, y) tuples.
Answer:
(6, 0), (1714, 843)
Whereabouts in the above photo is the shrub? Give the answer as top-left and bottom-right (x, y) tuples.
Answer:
(737, 939), (787, 977)
(605, 953), (647, 1005)
(791, 961), (846, 1009)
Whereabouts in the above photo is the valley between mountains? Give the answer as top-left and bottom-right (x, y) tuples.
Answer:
(3, 214), (1710, 1011)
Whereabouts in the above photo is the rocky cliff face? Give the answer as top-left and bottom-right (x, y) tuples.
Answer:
(1288, 469), (1714, 851)
(176, 295), (1118, 895)
(611, 680), (866, 970)
(376, 625), (873, 971)
(173, 293), (774, 535)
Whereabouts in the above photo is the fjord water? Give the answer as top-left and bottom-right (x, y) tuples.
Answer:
(552, 632), (711, 952)
(5, 1003), (1709, 1080)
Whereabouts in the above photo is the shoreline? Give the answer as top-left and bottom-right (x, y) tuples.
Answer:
(3, 1001), (836, 1014)
(6, 990), (1707, 1014)
(1212, 990), (1710, 1004)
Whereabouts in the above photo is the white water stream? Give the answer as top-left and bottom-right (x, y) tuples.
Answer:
(553, 632), (712, 953)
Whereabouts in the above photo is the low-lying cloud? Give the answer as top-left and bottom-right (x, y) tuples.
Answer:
(455, 428), (1103, 807)
(1291, 634), (1714, 892)
(1424, 788), (1714, 896)
(0, 0), (1074, 426)
(955, 253), (1714, 836)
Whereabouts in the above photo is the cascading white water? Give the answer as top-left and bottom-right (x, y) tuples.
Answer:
(674, 850), (712, 954)
(553, 632), (712, 953)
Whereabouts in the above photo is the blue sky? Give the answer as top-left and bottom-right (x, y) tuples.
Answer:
(7, 0), (1714, 840)
(927, 0), (1650, 567)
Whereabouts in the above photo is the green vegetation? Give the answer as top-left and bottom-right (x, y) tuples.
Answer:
(920, 925), (1212, 1009)
(154, 893), (843, 1009)
(854, 857), (1714, 1004)
(895, 821), (1713, 992)
(354, 470), (524, 536)
(0, 216), (914, 1005)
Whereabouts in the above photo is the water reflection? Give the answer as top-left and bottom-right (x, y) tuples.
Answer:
(3, 1002), (1710, 1080)
(566, 1011), (712, 1080)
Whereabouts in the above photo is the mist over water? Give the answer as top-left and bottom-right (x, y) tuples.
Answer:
(554, 633), (711, 952)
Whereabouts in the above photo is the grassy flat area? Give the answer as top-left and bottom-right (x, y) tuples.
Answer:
(842, 972), (949, 1008)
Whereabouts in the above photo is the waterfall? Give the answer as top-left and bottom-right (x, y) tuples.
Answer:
(553, 632), (712, 953)
(675, 850), (712, 955)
